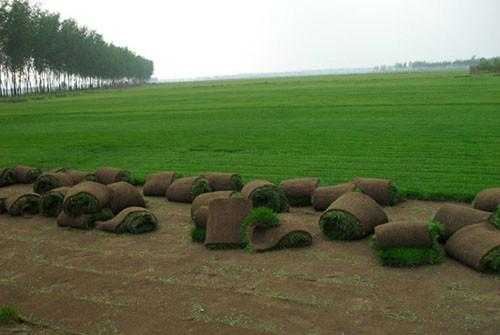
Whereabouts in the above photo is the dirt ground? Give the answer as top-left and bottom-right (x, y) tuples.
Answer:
(0, 185), (499, 335)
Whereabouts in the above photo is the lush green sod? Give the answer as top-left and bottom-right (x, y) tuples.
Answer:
(1, 71), (500, 200)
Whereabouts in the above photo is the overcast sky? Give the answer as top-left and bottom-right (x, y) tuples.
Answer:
(40, 0), (500, 79)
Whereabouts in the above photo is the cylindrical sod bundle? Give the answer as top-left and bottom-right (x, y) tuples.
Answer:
(166, 176), (212, 203)
(433, 204), (493, 241)
(352, 178), (399, 206)
(95, 167), (133, 185)
(201, 173), (244, 192)
(0, 168), (16, 187)
(319, 192), (388, 240)
(13, 165), (42, 184)
(96, 207), (158, 234)
(279, 178), (320, 207)
(372, 221), (444, 266)
(41, 187), (71, 217)
(3, 193), (41, 216)
(63, 182), (112, 217)
(312, 183), (356, 211)
(33, 172), (74, 194)
(143, 172), (181, 196)
(107, 182), (145, 214)
(473, 188), (500, 212)
(241, 180), (289, 213)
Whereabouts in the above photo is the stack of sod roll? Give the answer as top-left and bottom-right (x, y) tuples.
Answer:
(166, 176), (212, 203)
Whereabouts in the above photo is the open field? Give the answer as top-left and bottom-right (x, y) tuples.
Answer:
(1, 71), (500, 201)
(0, 184), (499, 335)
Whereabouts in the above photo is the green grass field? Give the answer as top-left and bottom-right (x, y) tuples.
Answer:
(1, 71), (499, 201)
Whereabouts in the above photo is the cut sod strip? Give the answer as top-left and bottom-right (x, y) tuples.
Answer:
(57, 209), (114, 230)
(108, 182), (145, 214)
(66, 170), (96, 184)
(241, 180), (289, 213)
(372, 221), (444, 266)
(201, 173), (244, 192)
(63, 182), (112, 217)
(319, 192), (388, 241)
(352, 178), (400, 206)
(445, 222), (500, 273)
(96, 207), (157, 234)
(473, 188), (500, 212)
(95, 167), (133, 185)
(0, 168), (16, 187)
(279, 178), (320, 207)
(143, 172), (182, 196)
(204, 197), (253, 250)
(312, 183), (356, 211)
(166, 176), (212, 203)
(40, 187), (70, 217)
(4, 193), (41, 216)
(433, 204), (492, 242)
(242, 208), (313, 253)
(13, 165), (42, 184)
(33, 172), (74, 194)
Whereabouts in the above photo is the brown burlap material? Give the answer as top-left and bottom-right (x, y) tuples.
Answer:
(312, 183), (356, 211)
(241, 180), (273, 199)
(166, 176), (199, 203)
(143, 172), (178, 196)
(95, 167), (126, 185)
(202, 173), (241, 191)
(96, 207), (148, 233)
(13, 165), (40, 183)
(279, 178), (320, 199)
(64, 182), (112, 212)
(322, 192), (388, 234)
(353, 178), (393, 206)
(57, 211), (93, 229)
(473, 188), (500, 212)
(66, 170), (94, 184)
(375, 221), (432, 249)
(445, 223), (500, 271)
(5, 193), (41, 215)
(108, 182), (145, 214)
(191, 191), (236, 219)
(434, 204), (492, 241)
(205, 198), (253, 246)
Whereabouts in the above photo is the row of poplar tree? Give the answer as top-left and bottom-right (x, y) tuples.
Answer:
(0, 0), (154, 96)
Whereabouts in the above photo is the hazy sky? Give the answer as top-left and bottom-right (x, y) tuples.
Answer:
(40, 0), (500, 79)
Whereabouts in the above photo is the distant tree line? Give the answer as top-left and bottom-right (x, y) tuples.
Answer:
(0, 0), (154, 96)
(475, 57), (500, 73)
(374, 56), (500, 73)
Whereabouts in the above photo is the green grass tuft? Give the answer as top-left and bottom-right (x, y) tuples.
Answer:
(251, 185), (289, 213)
(319, 211), (365, 240)
(191, 178), (212, 199)
(388, 184), (401, 206)
(230, 175), (244, 192)
(9, 195), (40, 216)
(275, 232), (313, 250)
(0, 169), (16, 187)
(481, 247), (500, 273)
(64, 193), (99, 217)
(489, 207), (500, 229)
(0, 307), (18, 324)
(118, 211), (157, 234)
(191, 227), (206, 243)
(41, 191), (65, 217)
(242, 207), (280, 251)
(116, 170), (133, 184)
(33, 175), (62, 194)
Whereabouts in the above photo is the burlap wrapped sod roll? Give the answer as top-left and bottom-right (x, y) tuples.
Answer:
(41, 187), (70, 217)
(279, 178), (320, 207)
(433, 204), (492, 241)
(66, 170), (96, 184)
(312, 183), (356, 211)
(242, 208), (313, 252)
(96, 207), (157, 234)
(0, 168), (16, 187)
(372, 221), (444, 266)
(204, 198), (253, 249)
(473, 188), (500, 212)
(352, 178), (399, 206)
(241, 180), (289, 213)
(57, 209), (114, 230)
(4, 193), (41, 216)
(63, 182), (112, 217)
(201, 173), (244, 191)
(143, 172), (181, 196)
(33, 172), (74, 194)
(107, 182), (145, 214)
(95, 167), (133, 185)
(13, 165), (42, 184)
(445, 222), (500, 272)
(319, 192), (388, 240)
(166, 176), (211, 203)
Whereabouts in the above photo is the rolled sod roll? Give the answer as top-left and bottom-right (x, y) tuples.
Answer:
(372, 221), (444, 266)
(108, 182), (145, 214)
(352, 178), (399, 206)
(201, 173), (244, 192)
(279, 178), (320, 207)
(95, 167), (133, 185)
(204, 197), (253, 249)
(57, 209), (114, 230)
(63, 182), (112, 217)
(41, 187), (70, 217)
(96, 207), (157, 234)
(445, 223), (500, 272)
(319, 192), (388, 240)
(143, 172), (181, 196)
(433, 204), (493, 241)
(0, 168), (16, 187)
(241, 180), (289, 213)
(243, 208), (313, 252)
(13, 165), (42, 184)
(166, 176), (212, 203)
(473, 188), (500, 212)
(33, 172), (74, 194)
(66, 170), (96, 184)
(4, 193), (41, 216)
(312, 183), (356, 211)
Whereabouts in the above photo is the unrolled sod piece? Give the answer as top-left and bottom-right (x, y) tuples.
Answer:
(143, 172), (181, 196)
(204, 197), (253, 249)
(4, 193), (41, 216)
(57, 209), (114, 230)
(166, 176), (211, 203)
(33, 172), (74, 194)
(95, 167), (133, 185)
(473, 188), (500, 212)
(312, 183), (357, 211)
(63, 182), (112, 217)
(201, 173), (244, 192)
(108, 182), (145, 214)
(0, 168), (16, 187)
(13, 165), (42, 184)
(445, 222), (500, 272)
(319, 192), (388, 240)
(41, 187), (70, 217)
(372, 221), (444, 266)
(433, 204), (492, 241)
(241, 180), (289, 213)
(66, 170), (96, 184)
(352, 178), (400, 206)
(279, 178), (320, 207)
(96, 207), (157, 234)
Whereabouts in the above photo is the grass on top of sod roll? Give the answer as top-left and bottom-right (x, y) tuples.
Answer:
(250, 186), (289, 213)
(489, 207), (500, 229)
(116, 211), (158, 234)
(319, 211), (365, 241)
(41, 191), (65, 217)
(64, 192), (99, 217)
(9, 195), (40, 216)
(191, 178), (212, 200)
(481, 247), (500, 273)
(191, 227), (206, 243)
